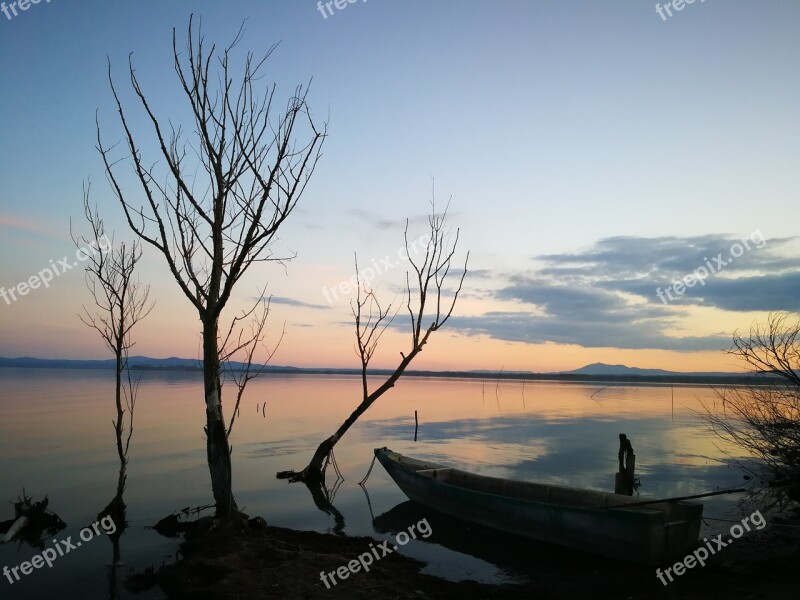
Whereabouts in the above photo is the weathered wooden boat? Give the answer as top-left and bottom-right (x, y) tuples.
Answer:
(375, 447), (703, 564)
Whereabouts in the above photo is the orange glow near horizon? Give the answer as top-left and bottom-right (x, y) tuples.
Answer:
(0, 317), (748, 374)
(0, 264), (755, 374)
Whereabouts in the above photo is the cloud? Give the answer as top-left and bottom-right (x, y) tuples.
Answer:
(0, 212), (59, 239)
(346, 208), (407, 230)
(451, 310), (729, 351)
(448, 233), (799, 351)
(346, 208), (455, 232)
(609, 272), (800, 312)
(465, 268), (496, 280)
(265, 296), (331, 310)
(537, 233), (798, 280)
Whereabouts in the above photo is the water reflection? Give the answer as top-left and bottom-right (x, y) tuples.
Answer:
(372, 499), (633, 579)
(96, 360), (136, 600)
(359, 413), (745, 499)
(303, 478), (346, 536)
(0, 370), (766, 595)
(97, 448), (128, 599)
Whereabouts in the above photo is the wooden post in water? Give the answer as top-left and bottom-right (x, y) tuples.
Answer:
(414, 410), (419, 442)
(614, 433), (636, 495)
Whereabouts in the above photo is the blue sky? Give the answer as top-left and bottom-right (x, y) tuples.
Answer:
(1, 0), (798, 371)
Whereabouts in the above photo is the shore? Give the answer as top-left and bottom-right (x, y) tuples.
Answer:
(128, 508), (800, 600)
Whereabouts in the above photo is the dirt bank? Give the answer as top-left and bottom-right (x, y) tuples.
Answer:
(127, 511), (800, 600)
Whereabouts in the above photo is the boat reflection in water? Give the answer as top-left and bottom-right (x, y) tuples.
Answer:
(372, 499), (628, 578)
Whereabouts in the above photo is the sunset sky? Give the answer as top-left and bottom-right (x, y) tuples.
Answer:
(0, 0), (798, 372)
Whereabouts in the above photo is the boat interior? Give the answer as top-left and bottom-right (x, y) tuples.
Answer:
(398, 457), (693, 519)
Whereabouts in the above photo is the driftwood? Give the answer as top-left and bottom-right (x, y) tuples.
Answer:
(2, 516), (29, 543)
(0, 491), (66, 547)
(151, 504), (217, 538)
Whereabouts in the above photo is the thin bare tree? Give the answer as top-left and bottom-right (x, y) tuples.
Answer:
(700, 312), (800, 500)
(279, 201), (468, 482)
(73, 183), (151, 580)
(72, 182), (153, 468)
(97, 16), (325, 516)
(222, 294), (285, 437)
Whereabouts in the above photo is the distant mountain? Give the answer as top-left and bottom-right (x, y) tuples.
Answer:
(0, 356), (300, 372)
(559, 362), (742, 377)
(0, 357), (755, 382)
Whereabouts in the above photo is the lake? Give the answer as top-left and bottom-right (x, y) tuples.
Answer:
(0, 368), (757, 599)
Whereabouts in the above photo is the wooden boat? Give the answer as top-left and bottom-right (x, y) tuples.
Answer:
(375, 447), (703, 564)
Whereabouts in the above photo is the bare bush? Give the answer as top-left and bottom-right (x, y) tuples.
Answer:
(700, 312), (800, 500)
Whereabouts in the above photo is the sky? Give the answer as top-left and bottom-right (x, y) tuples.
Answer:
(0, 0), (798, 373)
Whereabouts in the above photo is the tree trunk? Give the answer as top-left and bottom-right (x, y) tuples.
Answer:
(299, 353), (419, 481)
(114, 351), (125, 464)
(304, 398), (374, 480)
(202, 315), (236, 517)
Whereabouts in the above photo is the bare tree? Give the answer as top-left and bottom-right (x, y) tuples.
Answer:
(97, 17), (325, 516)
(728, 312), (800, 387)
(72, 182), (151, 578)
(700, 312), (800, 500)
(222, 294), (285, 437)
(72, 182), (153, 468)
(279, 201), (468, 482)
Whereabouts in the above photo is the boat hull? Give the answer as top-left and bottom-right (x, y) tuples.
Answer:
(375, 447), (702, 564)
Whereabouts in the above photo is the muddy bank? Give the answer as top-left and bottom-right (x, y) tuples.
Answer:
(128, 512), (800, 600)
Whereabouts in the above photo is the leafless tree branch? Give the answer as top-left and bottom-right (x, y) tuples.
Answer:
(698, 312), (800, 501)
(280, 195), (468, 482)
(71, 181), (153, 466)
(97, 16), (324, 516)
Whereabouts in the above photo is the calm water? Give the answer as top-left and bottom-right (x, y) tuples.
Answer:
(0, 368), (757, 598)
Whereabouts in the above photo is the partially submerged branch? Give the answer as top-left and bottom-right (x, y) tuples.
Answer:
(279, 197), (468, 482)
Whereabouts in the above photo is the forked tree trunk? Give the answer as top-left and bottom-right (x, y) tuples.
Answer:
(202, 316), (236, 517)
(282, 204), (466, 485)
(294, 350), (423, 482)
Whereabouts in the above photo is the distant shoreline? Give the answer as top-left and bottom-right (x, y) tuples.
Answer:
(0, 356), (765, 385)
